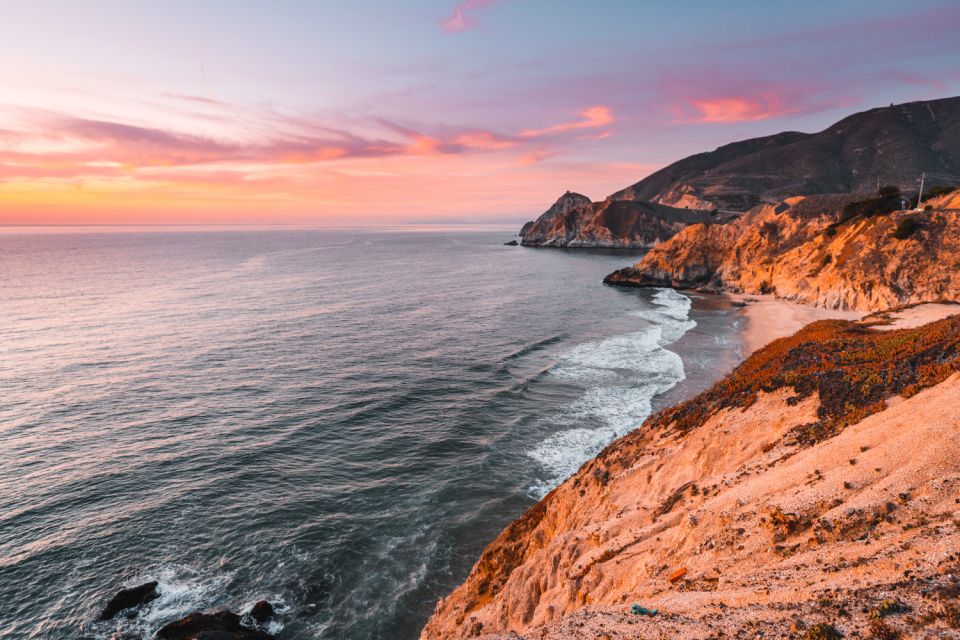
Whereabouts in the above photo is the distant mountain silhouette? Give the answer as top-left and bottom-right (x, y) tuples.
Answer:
(611, 96), (960, 211)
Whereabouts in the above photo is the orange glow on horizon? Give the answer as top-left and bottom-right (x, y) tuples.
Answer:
(0, 100), (628, 224)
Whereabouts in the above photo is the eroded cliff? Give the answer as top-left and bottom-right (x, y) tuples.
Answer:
(605, 194), (960, 311)
(520, 193), (712, 248)
(422, 307), (960, 640)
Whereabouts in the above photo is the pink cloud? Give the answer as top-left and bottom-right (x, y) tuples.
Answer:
(0, 102), (611, 183)
(520, 106), (614, 137)
(890, 70), (948, 93)
(658, 73), (858, 126)
(440, 0), (498, 33)
(685, 94), (793, 123)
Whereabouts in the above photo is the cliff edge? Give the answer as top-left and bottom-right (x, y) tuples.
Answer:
(520, 192), (713, 248)
(422, 307), (960, 640)
(604, 193), (960, 311)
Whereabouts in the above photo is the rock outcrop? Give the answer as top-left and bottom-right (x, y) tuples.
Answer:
(422, 308), (960, 640)
(520, 192), (712, 248)
(520, 98), (960, 248)
(99, 581), (160, 621)
(611, 96), (960, 211)
(156, 610), (275, 640)
(604, 194), (960, 310)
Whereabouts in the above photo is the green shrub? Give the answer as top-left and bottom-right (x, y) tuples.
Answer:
(892, 217), (923, 240)
(806, 623), (842, 640)
(878, 185), (901, 199)
(922, 185), (957, 202)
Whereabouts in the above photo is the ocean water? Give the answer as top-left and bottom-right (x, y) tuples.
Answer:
(0, 227), (744, 639)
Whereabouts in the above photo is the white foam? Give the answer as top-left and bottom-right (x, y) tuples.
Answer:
(92, 564), (234, 640)
(240, 596), (291, 635)
(526, 290), (694, 498)
(629, 288), (697, 344)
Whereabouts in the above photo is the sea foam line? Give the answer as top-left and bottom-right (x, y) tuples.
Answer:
(526, 289), (695, 498)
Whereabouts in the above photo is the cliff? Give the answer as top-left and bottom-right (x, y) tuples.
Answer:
(422, 306), (960, 640)
(520, 192), (712, 248)
(519, 97), (960, 248)
(604, 193), (960, 311)
(611, 96), (960, 211)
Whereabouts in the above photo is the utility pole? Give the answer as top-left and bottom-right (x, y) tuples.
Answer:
(916, 172), (925, 210)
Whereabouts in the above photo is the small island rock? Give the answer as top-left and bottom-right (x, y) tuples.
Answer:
(99, 581), (160, 621)
(156, 610), (274, 640)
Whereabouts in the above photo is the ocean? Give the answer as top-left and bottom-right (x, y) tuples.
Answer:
(0, 226), (744, 639)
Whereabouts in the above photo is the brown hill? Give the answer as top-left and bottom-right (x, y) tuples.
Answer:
(421, 307), (960, 640)
(610, 96), (960, 211)
(520, 192), (713, 248)
(604, 194), (960, 310)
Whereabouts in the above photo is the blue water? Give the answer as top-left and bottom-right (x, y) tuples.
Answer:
(0, 227), (743, 639)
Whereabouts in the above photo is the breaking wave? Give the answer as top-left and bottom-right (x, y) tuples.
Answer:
(527, 289), (695, 498)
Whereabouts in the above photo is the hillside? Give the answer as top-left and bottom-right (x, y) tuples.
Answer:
(604, 193), (960, 310)
(421, 306), (960, 640)
(519, 192), (713, 248)
(611, 96), (960, 211)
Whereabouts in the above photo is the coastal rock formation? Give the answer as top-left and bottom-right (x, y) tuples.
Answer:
(422, 308), (960, 640)
(520, 192), (712, 248)
(605, 193), (960, 310)
(156, 610), (275, 640)
(250, 600), (275, 624)
(519, 98), (960, 248)
(99, 581), (160, 621)
(611, 96), (960, 211)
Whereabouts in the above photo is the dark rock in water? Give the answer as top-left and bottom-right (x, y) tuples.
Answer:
(99, 581), (159, 621)
(156, 610), (274, 639)
(249, 601), (274, 623)
(503, 240), (518, 246)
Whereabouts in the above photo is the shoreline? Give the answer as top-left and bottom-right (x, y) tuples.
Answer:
(726, 293), (865, 356)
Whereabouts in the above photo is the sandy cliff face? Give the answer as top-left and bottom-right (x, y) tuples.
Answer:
(422, 309), (960, 640)
(605, 194), (960, 311)
(520, 193), (712, 248)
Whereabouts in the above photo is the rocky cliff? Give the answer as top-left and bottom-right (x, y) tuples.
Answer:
(422, 307), (960, 640)
(604, 193), (960, 311)
(520, 192), (712, 248)
(519, 97), (960, 248)
(611, 96), (960, 211)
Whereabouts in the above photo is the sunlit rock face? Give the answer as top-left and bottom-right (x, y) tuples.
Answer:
(606, 194), (960, 311)
(519, 191), (712, 248)
(423, 311), (960, 640)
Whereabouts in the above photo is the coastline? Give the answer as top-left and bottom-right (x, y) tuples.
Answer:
(422, 304), (960, 640)
(728, 293), (865, 356)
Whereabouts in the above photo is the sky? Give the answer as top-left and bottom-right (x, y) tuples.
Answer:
(1, 0), (959, 225)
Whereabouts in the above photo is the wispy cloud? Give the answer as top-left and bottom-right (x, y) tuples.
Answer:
(683, 94), (794, 123)
(520, 106), (614, 137)
(0, 101), (614, 188)
(658, 72), (857, 125)
(440, 0), (499, 33)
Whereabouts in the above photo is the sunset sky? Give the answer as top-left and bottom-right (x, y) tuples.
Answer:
(2, 0), (960, 225)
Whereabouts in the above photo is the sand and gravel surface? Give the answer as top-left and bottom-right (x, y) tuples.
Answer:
(729, 293), (864, 355)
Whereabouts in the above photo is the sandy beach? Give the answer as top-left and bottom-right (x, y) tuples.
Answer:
(727, 293), (865, 355)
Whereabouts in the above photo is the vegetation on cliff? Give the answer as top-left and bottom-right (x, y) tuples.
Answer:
(610, 96), (960, 211)
(423, 307), (960, 640)
(605, 193), (960, 310)
(606, 310), (960, 464)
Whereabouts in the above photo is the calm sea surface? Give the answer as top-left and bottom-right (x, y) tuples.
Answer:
(0, 227), (744, 639)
